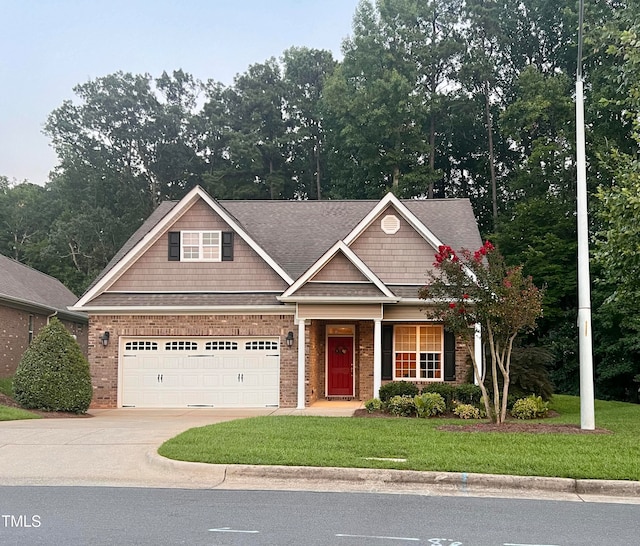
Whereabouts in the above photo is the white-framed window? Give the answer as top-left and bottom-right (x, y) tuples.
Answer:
(205, 341), (238, 351)
(125, 341), (158, 351)
(245, 340), (279, 351)
(393, 325), (443, 380)
(165, 340), (198, 351)
(181, 231), (221, 261)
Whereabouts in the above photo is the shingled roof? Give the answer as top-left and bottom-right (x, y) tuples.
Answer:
(222, 198), (481, 279)
(85, 192), (481, 295)
(0, 254), (87, 321)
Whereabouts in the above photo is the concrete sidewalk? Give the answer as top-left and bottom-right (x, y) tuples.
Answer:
(1, 405), (639, 504)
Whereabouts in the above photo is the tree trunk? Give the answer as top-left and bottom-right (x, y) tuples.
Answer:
(484, 81), (498, 222)
(499, 333), (517, 423)
(428, 114), (436, 199)
(315, 139), (322, 200)
(465, 338), (492, 423)
(392, 165), (400, 189)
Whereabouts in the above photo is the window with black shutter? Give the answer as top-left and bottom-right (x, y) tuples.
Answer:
(222, 231), (234, 261)
(444, 330), (456, 381)
(381, 325), (393, 380)
(168, 231), (180, 261)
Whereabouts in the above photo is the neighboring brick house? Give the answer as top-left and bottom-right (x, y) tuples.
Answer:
(71, 187), (482, 409)
(0, 254), (88, 377)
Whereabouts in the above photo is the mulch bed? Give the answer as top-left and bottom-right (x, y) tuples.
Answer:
(353, 408), (611, 434)
(0, 392), (92, 418)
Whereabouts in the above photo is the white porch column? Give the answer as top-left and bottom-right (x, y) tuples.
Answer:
(474, 323), (483, 385)
(297, 319), (306, 409)
(373, 319), (382, 399)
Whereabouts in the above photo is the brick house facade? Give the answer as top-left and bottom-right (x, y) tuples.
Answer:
(72, 187), (483, 409)
(0, 254), (88, 377)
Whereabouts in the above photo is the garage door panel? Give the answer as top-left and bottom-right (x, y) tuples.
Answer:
(121, 337), (280, 408)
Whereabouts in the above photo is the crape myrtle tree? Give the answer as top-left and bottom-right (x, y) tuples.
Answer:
(420, 241), (544, 423)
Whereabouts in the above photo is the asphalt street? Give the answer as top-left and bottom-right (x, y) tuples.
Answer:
(2, 487), (640, 546)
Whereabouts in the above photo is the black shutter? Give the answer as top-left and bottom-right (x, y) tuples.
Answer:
(444, 329), (456, 381)
(222, 231), (234, 261)
(382, 325), (393, 380)
(168, 231), (180, 261)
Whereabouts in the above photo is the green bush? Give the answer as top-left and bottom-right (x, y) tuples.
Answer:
(13, 318), (93, 414)
(387, 395), (416, 417)
(453, 403), (481, 419)
(421, 383), (456, 411)
(364, 398), (382, 413)
(453, 384), (483, 407)
(414, 392), (445, 418)
(511, 395), (549, 420)
(378, 381), (419, 403)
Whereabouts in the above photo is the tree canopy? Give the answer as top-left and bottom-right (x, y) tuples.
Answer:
(3, 0), (640, 401)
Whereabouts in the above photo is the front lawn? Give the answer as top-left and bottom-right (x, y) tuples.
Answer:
(0, 375), (41, 421)
(158, 395), (640, 481)
(0, 405), (41, 421)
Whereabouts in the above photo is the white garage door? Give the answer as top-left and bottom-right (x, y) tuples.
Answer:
(120, 337), (280, 408)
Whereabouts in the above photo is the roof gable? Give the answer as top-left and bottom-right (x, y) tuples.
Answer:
(280, 242), (397, 301)
(75, 187), (294, 308)
(343, 192), (445, 249)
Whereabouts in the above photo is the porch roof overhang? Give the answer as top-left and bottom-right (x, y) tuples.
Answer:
(281, 296), (399, 304)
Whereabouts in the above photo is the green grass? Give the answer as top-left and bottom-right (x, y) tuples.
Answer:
(158, 395), (640, 481)
(0, 375), (40, 421)
(0, 376), (14, 397)
(0, 405), (40, 421)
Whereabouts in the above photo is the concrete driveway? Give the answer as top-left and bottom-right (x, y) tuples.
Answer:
(0, 407), (348, 488)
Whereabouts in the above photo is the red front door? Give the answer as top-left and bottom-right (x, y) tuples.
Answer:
(327, 336), (354, 396)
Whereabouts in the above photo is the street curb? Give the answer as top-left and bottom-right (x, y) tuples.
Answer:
(148, 451), (640, 497)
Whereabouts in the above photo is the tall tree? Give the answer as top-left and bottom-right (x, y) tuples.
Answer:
(282, 47), (336, 199)
(324, 0), (466, 198)
(202, 60), (293, 199)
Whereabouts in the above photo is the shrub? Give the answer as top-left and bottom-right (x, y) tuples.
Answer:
(421, 383), (456, 411)
(387, 395), (416, 417)
(13, 318), (93, 414)
(414, 392), (446, 418)
(511, 395), (549, 420)
(453, 403), (481, 420)
(453, 384), (483, 407)
(364, 398), (382, 413)
(378, 381), (419, 403)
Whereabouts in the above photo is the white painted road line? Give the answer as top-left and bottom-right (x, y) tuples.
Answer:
(336, 534), (420, 541)
(209, 527), (259, 534)
(504, 543), (560, 546)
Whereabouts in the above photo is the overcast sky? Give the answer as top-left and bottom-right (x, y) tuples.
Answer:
(1, 0), (360, 186)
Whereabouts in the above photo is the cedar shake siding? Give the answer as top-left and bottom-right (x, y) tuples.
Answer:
(349, 206), (438, 284)
(108, 199), (288, 293)
(310, 251), (370, 282)
(75, 188), (484, 409)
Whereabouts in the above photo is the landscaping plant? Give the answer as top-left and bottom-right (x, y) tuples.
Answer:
(386, 395), (416, 417)
(420, 242), (544, 424)
(453, 403), (481, 419)
(364, 398), (382, 413)
(13, 318), (93, 413)
(378, 381), (419, 403)
(511, 395), (549, 420)
(414, 392), (446, 417)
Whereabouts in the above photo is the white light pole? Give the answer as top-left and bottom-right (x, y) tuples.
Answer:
(576, 0), (595, 430)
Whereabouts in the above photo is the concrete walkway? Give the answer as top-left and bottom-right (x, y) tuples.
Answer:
(1, 405), (639, 504)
